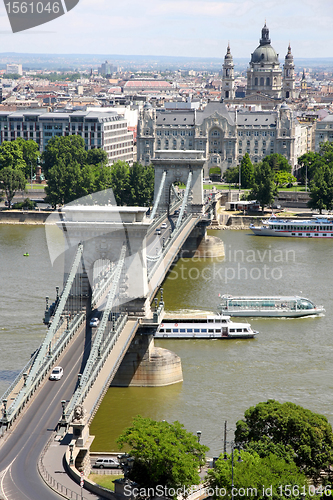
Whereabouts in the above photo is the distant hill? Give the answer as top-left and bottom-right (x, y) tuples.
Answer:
(0, 53), (333, 72)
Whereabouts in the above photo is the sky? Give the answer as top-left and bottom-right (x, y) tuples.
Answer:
(1, 0), (333, 59)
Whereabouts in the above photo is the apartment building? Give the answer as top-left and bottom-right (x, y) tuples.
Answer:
(0, 110), (134, 165)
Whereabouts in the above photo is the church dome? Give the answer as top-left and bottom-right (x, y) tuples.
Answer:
(250, 23), (279, 65)
(251, 44), (279, 64)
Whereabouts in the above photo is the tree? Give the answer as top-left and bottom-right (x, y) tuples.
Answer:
(235, 400), (333, 483)
(0, 167), (26, 208)
(274, 170), (296, 188)
(240, 154), (254, 189)
(206, 450), (307, 500)
(308, 164), (333, 214)
(45, 159), (86, 207)
(128, 163), (154, 206)
(16, 138), (40, 180)
(117, 416), (208, 494)
(110, 161), (130, 205)
(263, 153), (291, 173)
(248, 162), (277, 211)
(42, 135), (87, 176)
(224, 165), (239, 185)
(0, 141), (26, 173)
(87, 148), (108, 167)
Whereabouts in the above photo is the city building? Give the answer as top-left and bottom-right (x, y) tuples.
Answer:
(0, 110), (134, 165)
(315, 114), (333, 151)
(6, 63), (23, 76)
(137, 101), (310, 175)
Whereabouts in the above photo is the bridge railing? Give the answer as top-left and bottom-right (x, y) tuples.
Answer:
(147, 213), (195, 282)
(147, 198), (182, 236)
(63, 312), (129, 424)
(1, 312), (85, 428)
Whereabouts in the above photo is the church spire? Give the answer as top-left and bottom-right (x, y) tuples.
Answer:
(260, 22), (271, 45)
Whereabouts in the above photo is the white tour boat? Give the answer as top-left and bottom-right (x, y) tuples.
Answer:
(250, 216), (333, 238)
(218, 295), (325, 318)
(155, 315), (258, 339)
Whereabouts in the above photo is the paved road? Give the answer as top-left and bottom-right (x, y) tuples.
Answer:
(0, 323), (93, 500)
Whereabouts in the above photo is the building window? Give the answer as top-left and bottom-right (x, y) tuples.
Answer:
(246, 131), (251, 136)
(173, 130), (177, 136)
(238, 131), (243, 137)
(157, 130), (161, 136)
(165, 130), (169, 136)
(262, 131), (267, 137)
(254, 131), (259, 136)
(266, 77), (270, 86)
(270, 131), (275, 137)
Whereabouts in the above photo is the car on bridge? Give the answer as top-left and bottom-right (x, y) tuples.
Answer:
(49, 366), (63, 381)
(155, 228), (161, 235)
(161, 222), (168, 229)
(89, 317), (100, 327)
(93, 458), (121, 469)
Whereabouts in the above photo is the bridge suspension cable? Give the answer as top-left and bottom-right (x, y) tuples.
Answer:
(150, 170), (166, 220)
(175, 170), (192, 230)
(27, 243), (84, 384)
(63, 243), (127, 423)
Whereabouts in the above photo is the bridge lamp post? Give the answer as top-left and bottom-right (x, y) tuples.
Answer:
(224, 441), (242, 500)
(61, 400), (66, 421)
(69, 443), (74, 465)
(2, 399), (7, 420)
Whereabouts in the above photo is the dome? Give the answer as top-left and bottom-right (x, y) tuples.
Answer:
(251, 44), (279, 64)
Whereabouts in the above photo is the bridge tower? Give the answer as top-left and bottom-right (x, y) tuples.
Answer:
(152, 150), (205, 216)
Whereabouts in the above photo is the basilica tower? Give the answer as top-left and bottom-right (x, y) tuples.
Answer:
(222, 43), (235, 99)
(282, 44), (296, 99)
(246, 23), (282, 98)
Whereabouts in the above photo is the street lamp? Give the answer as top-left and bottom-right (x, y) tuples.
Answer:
(197, 430), (202, 443)
(224, 441), (242, 500)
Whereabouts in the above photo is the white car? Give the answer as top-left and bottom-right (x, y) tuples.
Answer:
(93, 458), (121, 469)
(161, 222), (167, 229)
(89, 317), (99, 327)
(49, 366), (63, 381)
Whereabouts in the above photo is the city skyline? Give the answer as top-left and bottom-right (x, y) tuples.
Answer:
(0, 0), (332, 60)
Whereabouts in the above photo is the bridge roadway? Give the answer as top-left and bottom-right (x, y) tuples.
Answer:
(0, 213), (205, 499)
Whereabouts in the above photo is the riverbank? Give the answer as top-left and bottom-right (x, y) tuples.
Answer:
(0, 210), (52, 224)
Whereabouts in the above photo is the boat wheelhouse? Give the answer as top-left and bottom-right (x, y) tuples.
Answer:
(155, 315), (257, 339)
(250, 216), (333, 238)
(218, 295), (325, 317)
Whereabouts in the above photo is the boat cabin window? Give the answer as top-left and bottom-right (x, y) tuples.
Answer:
(180, 329), (185, 333)
(208, 319), (214, 323)
(194, 329), (200, 333)
(229, 329), (235, 332)
(166, 329), (171, 332)
(208, 329), (214, 333)
(187, 329), (193, 333)
(201, 329), (207, 333)
(173, 329), (178, 333)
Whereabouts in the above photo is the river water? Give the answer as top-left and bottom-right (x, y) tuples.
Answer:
(1, 224), (333, 456)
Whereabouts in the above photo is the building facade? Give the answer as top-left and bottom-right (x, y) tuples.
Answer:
(315, 115), (333, 151)
(137, 101), (309, 175)
(0, 110), (134, 165)
(223, 23), (296, 101)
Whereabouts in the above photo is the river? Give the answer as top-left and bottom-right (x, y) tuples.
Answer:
(1, 224), (332, 456)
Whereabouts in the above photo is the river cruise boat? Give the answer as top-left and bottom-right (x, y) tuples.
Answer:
(249, 216), (333, 238)
(155, 315), (258, 339)
(218, 295), (325, 318)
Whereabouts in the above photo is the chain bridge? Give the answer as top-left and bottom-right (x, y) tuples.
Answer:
(0, 150), (223, 500)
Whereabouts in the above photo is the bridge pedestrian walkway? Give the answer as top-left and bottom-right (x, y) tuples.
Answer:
(40, 319), (140, 500)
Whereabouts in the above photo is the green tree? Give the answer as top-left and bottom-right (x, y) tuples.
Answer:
(224, 165), (239, 185)
(110, 161), (130, 205)
(308, 164), (333, 214)
(45, 159), (86, 207)
(117, 416), (208, 494)
(0, 167), (26, 208)
(0, 141), (26, 173)
(87, 148), (108, 167)
(274, 170), (296, 188)
(235, 399), (333, 483)
(128, 163), (154, 206)
(263, 153), (291, 173)
(206, 450), (307, 500)
(240, 154), (254, 189)
(42, 135), (87, 176)
(16, 138), (40, 180)
(248, 162), (277, 211)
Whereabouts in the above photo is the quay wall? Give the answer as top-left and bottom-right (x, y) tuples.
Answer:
(0, 210), (52, 224)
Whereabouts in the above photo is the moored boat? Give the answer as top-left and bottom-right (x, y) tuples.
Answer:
(155, 315), (258, 339)
(250, 216), (333, 238)
(218, 295), (325, 317)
